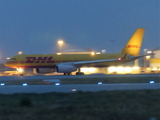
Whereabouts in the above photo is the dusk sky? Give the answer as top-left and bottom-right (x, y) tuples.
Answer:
(0, 0), (159, 61)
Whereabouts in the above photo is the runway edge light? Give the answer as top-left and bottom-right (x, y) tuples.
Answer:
(98, 82), (102, 85)
(150, 80), (155, 84)
(22, 83), (28, 86)
(55, 83), (60, 86)
(1, 83), (5, 86)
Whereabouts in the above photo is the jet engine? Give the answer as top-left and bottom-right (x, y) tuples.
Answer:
(56, 63), (77, 73)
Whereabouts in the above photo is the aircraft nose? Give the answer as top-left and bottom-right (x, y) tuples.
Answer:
(5, 61), (10, 67)
(5, 60), (15, 67)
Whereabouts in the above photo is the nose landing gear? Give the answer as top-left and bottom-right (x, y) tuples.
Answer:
(64, 73), (72, 75)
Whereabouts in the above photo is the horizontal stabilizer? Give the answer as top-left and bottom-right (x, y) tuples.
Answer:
(128, 53), (154, 60)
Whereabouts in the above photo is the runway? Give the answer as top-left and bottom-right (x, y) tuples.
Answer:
(0, 74), (159, 94)
(0, 74), (160, 81)
(0, 83), (160, 94)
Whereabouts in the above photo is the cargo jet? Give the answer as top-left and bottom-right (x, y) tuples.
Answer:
(5, 28), (147, 75)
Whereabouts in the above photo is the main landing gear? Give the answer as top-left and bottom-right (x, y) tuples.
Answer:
(20, 73), (24, 76)
(76, 68), (84, 75)
(63, 68), (84, 75)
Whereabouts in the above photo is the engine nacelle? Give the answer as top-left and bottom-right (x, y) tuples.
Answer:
(34, 68), (55, 74)
(56, 63), (77, 73)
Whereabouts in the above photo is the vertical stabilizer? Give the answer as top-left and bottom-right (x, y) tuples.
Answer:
(121, 28), (145, 56)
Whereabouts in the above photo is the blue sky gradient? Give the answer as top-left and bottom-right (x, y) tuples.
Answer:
(0, 0), (159, 60)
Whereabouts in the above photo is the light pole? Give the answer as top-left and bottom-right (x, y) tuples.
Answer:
(57, 40), (64, 53)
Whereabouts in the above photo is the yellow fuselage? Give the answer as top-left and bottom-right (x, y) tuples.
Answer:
(5, 53), (129, 69)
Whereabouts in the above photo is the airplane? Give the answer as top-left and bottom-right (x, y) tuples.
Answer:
(5, 28), (148, 76)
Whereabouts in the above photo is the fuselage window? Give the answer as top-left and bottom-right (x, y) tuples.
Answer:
(10, 58), (16, 60)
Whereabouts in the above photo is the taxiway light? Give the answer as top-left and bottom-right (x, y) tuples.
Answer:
(55, 83), (60, 86)
(22, 83), (28, 86)
(98, 82), (102, 85)
(150, 81), (155, 84)
(1, 83), (5, 86)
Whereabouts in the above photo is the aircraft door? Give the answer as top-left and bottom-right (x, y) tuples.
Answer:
(20, 56), (24, 64)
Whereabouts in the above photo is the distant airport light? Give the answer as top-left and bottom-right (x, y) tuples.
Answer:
(81, 67), (96, 73)
(152, 68), (157, 71)
(108, 66), (116, 73)
(22, 83), (28, 86)
(57, 53), (62, 55)
(132, 66), (139, 70)
(124, 67), (132, 73)
(147, 51), (152, 53)
(91, 52), (95, 55)
(116, 67), (124, 73)
(101, 50), (106, 53)
(57, 40), (64, 53)
(146, 56), (150, 59)
(81, 68), (88, 72)
(0, 83), (5, 86)
(18, 51), (23, 55)
(150, 81), (155, 84)
(55, 83), (60, 86)
(98, 82), (102, 85)
(96, 52), (101, 54)
(58, 40), (64, 44)
(17, 68), (23, 73)
(88, 67), (96, 72)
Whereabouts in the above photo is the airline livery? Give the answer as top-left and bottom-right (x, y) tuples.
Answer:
(5, 28), (146, 75)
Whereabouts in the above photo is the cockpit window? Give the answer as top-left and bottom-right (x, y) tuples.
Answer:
(10, 58), (16, 60)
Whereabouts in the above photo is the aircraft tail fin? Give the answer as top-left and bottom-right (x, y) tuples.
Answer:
(120, 28), (145, 56)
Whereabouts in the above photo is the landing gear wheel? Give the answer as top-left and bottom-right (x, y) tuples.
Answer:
(76, 72), (84, 75)
(20, 74), (24, 76)
(64, 73), (72, 75)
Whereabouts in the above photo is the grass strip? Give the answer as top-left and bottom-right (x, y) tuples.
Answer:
(0, 90), (159, 120)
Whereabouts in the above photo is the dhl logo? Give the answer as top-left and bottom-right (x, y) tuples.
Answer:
(25, 57), (55, 63)
(127, 45), (139, 48)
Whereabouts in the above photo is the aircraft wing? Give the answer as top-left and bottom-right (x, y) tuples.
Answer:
(128, 53), (154, 60)
(73, 58), (120, 66)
